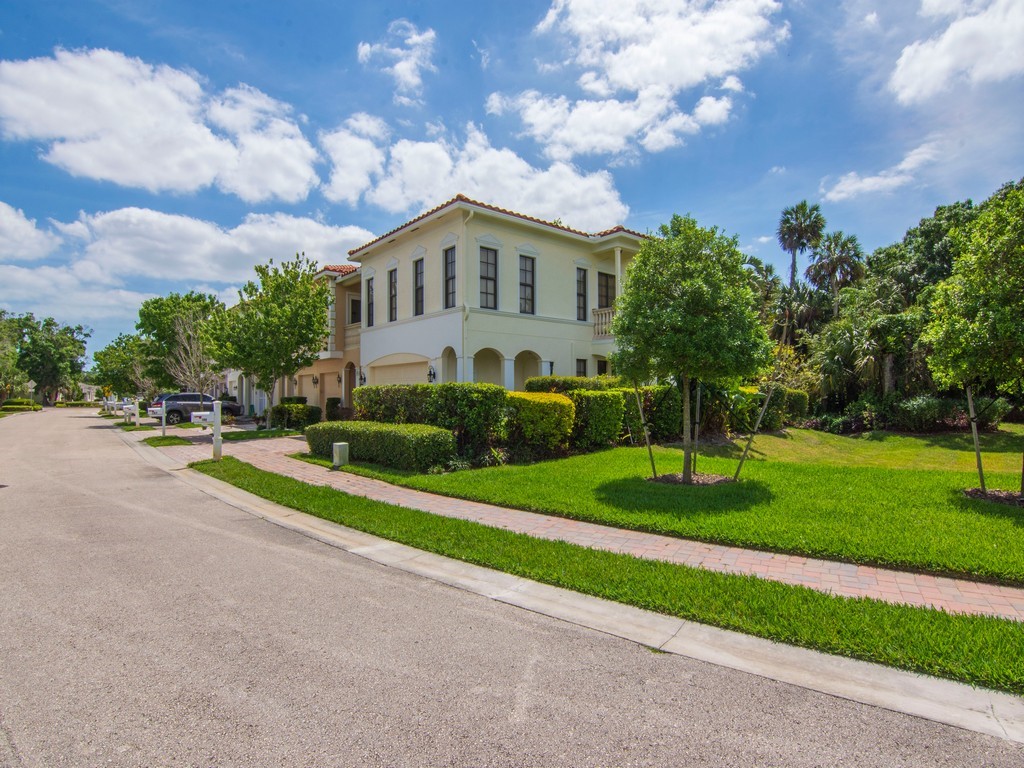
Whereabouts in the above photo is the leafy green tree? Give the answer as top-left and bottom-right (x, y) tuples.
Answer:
(924, 184), (1024, 492)
(777, 200), (826, 291)
(92, 333), (149, 397)
(16, 314), (90, 403)
(211, 254), (331, 423)
(136, 292), (224, 389)
(0, 309), (28, 402)
(806, 231), (865, 316)
(612, 215), (772, 483)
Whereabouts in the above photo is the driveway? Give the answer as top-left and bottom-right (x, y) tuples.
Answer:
(1, 408), (1021, 766)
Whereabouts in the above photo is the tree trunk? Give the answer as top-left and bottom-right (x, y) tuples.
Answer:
(633, 384), (657, 480)
(965, 385), (986, 494)
(682, 373), (692, 483)
(882, 354), (895, 397)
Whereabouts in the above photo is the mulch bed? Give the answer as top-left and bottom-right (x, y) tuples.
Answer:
(650, 472), (734, 486)
(964, 488), (1024, 508)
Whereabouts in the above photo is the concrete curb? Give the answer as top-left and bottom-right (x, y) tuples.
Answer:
(119, 430), (1024, 744)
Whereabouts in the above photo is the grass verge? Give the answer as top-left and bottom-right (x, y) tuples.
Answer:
(121, 424), (155, 432)
(222, 428), (301, 442)
(312, 441), (1024, 584)
(143, 435), (191, 447)
(193, 456), (1024, 695)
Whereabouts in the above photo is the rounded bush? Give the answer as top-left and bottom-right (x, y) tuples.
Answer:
(568, 390), (624, 450)
(306, 420), (455, 471)
(506, 392), (575, 456)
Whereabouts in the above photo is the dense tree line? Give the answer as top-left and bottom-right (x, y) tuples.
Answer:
(0, 310), (90, 404)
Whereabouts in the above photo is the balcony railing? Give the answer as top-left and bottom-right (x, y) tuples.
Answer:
(593, 306), (614, 339)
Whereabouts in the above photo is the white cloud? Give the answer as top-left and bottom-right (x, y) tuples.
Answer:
(357, 20), (437, 106)
(322, 118), (627, 230)
(0, 264), (154, 324)
(863, 11), (880, 27)
(472, 40), (491, 70)
(0, 48), (319, 202)
(0, 202), (62, 261)
(821, 141), (941, 202)
(498, 0), (786, 159)
(889, 0), (1024, 104)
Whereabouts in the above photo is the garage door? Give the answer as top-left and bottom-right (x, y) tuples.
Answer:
(372, 362), (428, 385)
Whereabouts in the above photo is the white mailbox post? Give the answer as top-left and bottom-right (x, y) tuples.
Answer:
(123, 401), (139, 427)
(147, 405), (166, 436)
(191, 400), (223, 460)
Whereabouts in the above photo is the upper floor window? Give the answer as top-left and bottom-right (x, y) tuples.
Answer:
(576, 267), (588, 321)
(443, 246), (456, 309)
(388, 268), (398, 322)
(519, 255), (535, 315)
(480, 247), (498, 310)
(366, 278), (375, 327)
(413, 258), (424, 316)
(348, 297), (361, 325)
(598, 272), (616, 309)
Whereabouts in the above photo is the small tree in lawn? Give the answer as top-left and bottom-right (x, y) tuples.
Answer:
(612, 214), (772, 483)
(923, 183), (1024, 495)
(165, 310), (222, 394)
(211, 254), (331, 428)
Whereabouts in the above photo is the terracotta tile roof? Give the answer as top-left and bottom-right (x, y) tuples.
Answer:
(348, 194), (643, 257)
(320, 264), (358, 275)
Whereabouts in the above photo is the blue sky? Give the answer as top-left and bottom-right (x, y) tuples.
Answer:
(1, 0), (1022, 361)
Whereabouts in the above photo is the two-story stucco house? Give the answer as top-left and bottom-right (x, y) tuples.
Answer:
(336, 194), (643, 395)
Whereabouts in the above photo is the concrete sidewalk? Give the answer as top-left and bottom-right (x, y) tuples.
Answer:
(116, 425), (1024, 745)
(147, 432), (1024, 623)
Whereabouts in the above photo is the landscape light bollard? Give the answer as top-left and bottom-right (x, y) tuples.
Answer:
(212, 400), (222, 461)
(332, 442), (349, 468)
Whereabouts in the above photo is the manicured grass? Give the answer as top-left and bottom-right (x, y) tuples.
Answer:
(174, 422), (203, 430)
(192, 457), (1024, 695)
(121, 424), (155, 432)
(222, 428), (301, 442)
(143, 435), (191, 447)
(313, 432), (1024, 584)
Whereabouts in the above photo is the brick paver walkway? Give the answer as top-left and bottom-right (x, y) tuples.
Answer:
(153, 434), (1024, 623)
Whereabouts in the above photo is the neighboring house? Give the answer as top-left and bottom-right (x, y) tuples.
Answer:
(339, 194), (643, 389)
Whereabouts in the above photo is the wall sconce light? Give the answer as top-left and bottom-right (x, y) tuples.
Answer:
(292, 378), (298, 386)
(336, 373), (343, 385)
(427, 365), (436, 383)
(312, 375), (319, 387)
(547, 361), (555, 376)
(358, 368), (367, 386)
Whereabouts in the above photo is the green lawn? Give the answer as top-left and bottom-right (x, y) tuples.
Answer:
(142, 435), (191, 447)
(317, 426), (1024, 583)
(222, 428), (301, 442)
(192, 457), (1024, 695)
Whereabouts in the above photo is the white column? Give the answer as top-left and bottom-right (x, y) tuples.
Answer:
(503, 358), (515, 391)
(614, 247), (622, 289)
(463, 355), (474, 383)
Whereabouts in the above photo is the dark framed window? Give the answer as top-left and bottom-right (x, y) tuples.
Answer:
(388, 268), (398, 322)
(519, 255), (535, 315)
(480, 247), (497, 310)
(576, 267), (588, 321)
(443, 246), (456, 309)
(348, 298), (361, 325)
(366, 278), (374, 327)
(413, 259), (424, 316)
(576, 358), (587, 378)
(598, 272), (616, 309)
(597, 359), (609, 376)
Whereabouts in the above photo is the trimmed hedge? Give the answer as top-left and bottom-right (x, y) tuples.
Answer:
(305, 421), (455, 471)
(3, 398), (36, 407)
(325, 397), (343, 421)
(55, 401), (96, 408)
(616, 385), (682, 442)
(729, 386), (786, 432)
(525, 375), (607, 393)
(506, 392), (575, 455)
(269, 403), (322, 429)
(354, 384), (433, 424)
(568, 390), (625, 450)
(280, 396), (307, 405)
(1, 404), (41, 412)
(422, 383), (508, 455)
(784, 388), (809, 421)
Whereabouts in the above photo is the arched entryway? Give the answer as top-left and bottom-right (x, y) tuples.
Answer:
(441, 347), (457, 383)
(513, 350), (541, 391)
(473, 348), (503, 386)
(345, 362), (357, 407)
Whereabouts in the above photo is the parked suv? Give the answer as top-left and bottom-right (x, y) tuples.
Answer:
(150, 393), (243, 425)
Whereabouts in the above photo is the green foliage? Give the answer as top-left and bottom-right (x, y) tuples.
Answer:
(54, 401), (95, 408)
(210, 254), (332, 401)
(890, 395), (947, 433)
(1, 404), (41, 412)
(925, 182), (1024, 395)
(568, 390), (625, 450)
(136, 292), (223, 390)
(325, 397), (343, 421)
(422, 382), (508, 456)
(785, 388), (809, 420)
(353, 384), (433, 423)
(524, 375), (611, 393)
(506, 392), (575, 456)
(616, 385), (682, 442)
(778, 200), (826, 290)
(728, 387), (786, 433)
(280, 396), (308, 404)
(268, 403), (322, 429)
(305, 420), (456, 471)
(91, 333), (147, 397)
(15, 313), (90, 403)
(0, 309), (28, 401)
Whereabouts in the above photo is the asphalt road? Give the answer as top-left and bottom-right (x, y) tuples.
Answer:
(1, 408), (1021, 767)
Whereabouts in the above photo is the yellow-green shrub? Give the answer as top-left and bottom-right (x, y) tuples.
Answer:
(506, 392), (575, 456)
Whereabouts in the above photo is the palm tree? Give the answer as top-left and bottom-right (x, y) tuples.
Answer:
(777, 201), (826, 290)
(805, 230), (866, 316)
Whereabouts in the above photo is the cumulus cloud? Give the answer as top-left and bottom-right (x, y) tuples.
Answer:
(0, 201), (62, 261)
(357, 20), (437, 106)
(0, 264), (154, 324)
(821, 141), (941, 202)
(0, 48), (319, 202)
(322, 119), (627, 231)
(496, 0), (786, 159)
(889, 0), (1024, 104)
